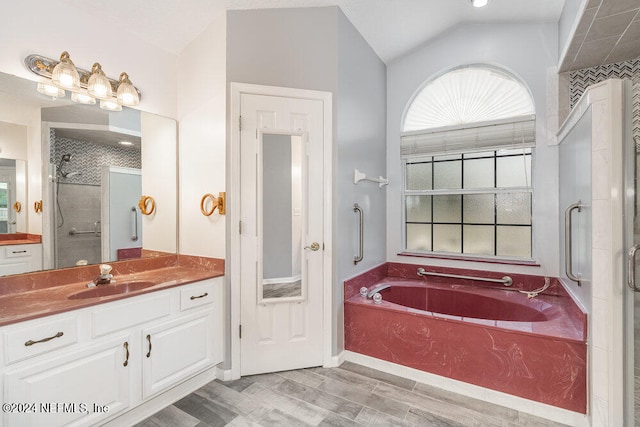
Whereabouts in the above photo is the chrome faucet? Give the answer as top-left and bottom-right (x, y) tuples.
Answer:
(87, 264), (113, 288)
(366, 283), (391, 298)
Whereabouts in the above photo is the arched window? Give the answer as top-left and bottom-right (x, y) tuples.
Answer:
(401, 65), (535, 259)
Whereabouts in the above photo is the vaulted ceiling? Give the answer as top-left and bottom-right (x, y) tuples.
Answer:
(61, 0), (566, 64)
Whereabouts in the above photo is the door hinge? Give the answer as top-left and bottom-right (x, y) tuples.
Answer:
(239, 116), (242, 131)
(239, 324), (242, 339)
(239, 221), (243, 234)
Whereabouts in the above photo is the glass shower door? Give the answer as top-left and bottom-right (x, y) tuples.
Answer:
(626, 144), (640, 427)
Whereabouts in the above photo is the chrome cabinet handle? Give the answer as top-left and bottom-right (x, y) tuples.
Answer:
(628, 244), (640, 292)
(123, 341), (129, 367)
(24, 331), (64, 346)
(146, 334), (152, 358)
(353, 203), (363, 265)
(190, 292), (208, 300)
(304, 242), (320, 251)
(564, 202), (583, 286)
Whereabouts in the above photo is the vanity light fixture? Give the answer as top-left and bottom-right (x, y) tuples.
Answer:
(51, 51), (80, 90)
(470, 0), (489, 7)
(87, 63), (112, 99)
(36, 82), (65, 98)
(24, 52), (141, 111)
(70, 91), (96, 105)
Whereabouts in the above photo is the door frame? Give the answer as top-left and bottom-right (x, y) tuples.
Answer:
(229, 82), (333, 379)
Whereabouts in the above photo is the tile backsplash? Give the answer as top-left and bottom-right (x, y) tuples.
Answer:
(569, 58), (640, 148)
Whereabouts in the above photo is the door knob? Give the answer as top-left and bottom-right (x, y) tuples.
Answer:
(304, 242), (320, 251)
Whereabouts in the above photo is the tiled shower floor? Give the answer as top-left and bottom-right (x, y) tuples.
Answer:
(136, 362), (568, 426)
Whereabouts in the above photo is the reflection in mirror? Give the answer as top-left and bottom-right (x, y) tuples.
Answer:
(46, 109), (142, 268)
(0, 159), (21, 233)
(0, 70), (177, 275)
(261, 133), (304, 300)
(0, 121), (28, 235)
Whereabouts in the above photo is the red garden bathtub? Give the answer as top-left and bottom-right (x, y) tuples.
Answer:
(344, 263), (587, 413)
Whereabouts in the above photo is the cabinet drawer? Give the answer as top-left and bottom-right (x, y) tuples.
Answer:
(2, 244), (35, 259)
(92, 293), (171, 337)
(180, 282), (214, 311)
(4, 316), (78, 364)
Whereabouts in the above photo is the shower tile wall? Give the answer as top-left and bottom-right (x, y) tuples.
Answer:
(56, 184), (101, 268)
(51, 131), (141, 268)
(568, 57), (640, 147)
(50, 131), (141, 186)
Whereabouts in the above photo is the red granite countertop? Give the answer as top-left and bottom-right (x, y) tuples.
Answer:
(0, 254), (224, 327)
(0, 233), (41, 246)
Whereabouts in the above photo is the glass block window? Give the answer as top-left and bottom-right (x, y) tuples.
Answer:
(403, 149), (532, 258)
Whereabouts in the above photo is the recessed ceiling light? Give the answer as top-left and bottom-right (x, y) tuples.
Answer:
(470, 0), (489, 7)
(119, 141), (133, 146)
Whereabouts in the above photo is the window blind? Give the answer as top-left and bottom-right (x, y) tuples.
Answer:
(401, 115), (535, 158)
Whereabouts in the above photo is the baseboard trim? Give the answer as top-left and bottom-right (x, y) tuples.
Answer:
(343, 351), (589, 427)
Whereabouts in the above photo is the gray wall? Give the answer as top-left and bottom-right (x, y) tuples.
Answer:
(335, 10), (387, 353)
(386, 22), (560, 277)
(227, 6), (387, 357)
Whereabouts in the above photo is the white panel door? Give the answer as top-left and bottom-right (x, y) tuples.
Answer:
(240, 94), (324, 375)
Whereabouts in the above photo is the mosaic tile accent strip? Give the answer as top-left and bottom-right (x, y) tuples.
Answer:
(569, 58), (640, 150)
(50, 130), (141, 186)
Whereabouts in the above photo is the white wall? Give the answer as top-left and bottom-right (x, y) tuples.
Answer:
(141, 112), (177, 254)
(177, 12), (227, 259)
(0, 0), (178, 119)
(386, 22), (560, 277)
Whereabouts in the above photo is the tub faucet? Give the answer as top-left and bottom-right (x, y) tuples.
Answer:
(87, 264), (113, 288)
(366, 283), (391, 298)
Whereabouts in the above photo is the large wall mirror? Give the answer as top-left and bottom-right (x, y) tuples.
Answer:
(0, 70), (177, 273)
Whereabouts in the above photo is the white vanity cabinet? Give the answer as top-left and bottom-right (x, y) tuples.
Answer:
(0, 244), (42, 276)
(0, 276), (223, 427)
(3, 334), (132, 427)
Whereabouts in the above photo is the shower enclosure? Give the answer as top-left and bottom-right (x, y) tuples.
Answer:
(50, 128), (142, 269)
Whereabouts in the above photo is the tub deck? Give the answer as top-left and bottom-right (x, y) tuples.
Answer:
(344, 265), (587, 414)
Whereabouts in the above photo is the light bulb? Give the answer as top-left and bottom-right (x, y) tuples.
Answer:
(71, 91), (96, 105)
(100, 99), (122, 112)
(116, 72), (139, 106)
(37, 82), (65, 98)
(87, 63), (113, 99)
(51, 51), (80, 90)
(471, 0), (489, 7)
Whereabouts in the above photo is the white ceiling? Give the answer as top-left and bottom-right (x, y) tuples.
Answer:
(61, 0), (566, 64)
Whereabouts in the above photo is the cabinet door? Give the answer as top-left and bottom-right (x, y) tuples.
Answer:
(142, 310), (214, 399)
(3, 335), (131, 427)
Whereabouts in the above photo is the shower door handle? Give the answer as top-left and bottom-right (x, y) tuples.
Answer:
(131, 207), (139, 241)
(628, 244), (640, 292)
(564, 202), (582, 286)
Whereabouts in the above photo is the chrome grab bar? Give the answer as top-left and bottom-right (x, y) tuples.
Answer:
(69, 221), (101, 237)
(416, 267), (513, 287)
(353, 203), (363, 265)
(131, 207), (139, 241)
(564, 202), (583, 286)
(628, 244), (640, 292)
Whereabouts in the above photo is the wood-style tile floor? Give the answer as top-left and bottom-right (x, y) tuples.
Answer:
(136, 361), (568, 427)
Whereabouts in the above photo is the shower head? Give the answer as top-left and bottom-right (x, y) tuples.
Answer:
(61, 171), (81, 178)
(61, 154), (72, 162)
